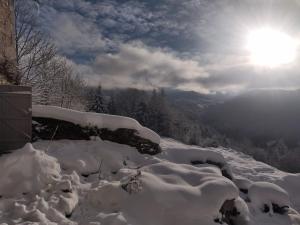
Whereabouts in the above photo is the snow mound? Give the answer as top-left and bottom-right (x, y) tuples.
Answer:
(141, 161), (238, 218)
(158, 142), (233, 179)
(234, 177), (253, 193)
(248, 182), (290, 213)
(32, 105), (160, 144)
(80, 161), (240, 225)
(34, 140), (154, 177)
(0, 143), (61, 197)
(277, 174), (300, 211)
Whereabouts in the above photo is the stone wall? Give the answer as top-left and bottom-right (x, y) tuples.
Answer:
(0, 0), (17, 84)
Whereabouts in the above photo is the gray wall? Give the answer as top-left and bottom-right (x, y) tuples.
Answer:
(0, 85), (32, 152)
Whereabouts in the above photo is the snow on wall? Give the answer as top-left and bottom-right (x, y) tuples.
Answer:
(32, 105), (160, 144)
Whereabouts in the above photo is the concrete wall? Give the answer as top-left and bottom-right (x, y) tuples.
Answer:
(0, 0), (17, 84)
(0, 85), (32, 152)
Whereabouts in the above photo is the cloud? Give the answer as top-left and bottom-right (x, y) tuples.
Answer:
(46, 12), (106, 56)
(67, 40), (300, 93)
(78, 42), (209, 91)
(196, 53), (300, 91)
(36, 0), (300, 93)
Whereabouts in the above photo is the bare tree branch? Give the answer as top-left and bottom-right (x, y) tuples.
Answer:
(15, 0), (56, 84)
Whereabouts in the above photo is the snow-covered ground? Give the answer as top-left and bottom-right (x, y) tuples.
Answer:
(0, 105), (298, 225)
(0, 138), (300, 225)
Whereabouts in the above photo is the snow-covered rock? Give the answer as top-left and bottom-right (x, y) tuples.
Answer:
(32, 105), (160, 144)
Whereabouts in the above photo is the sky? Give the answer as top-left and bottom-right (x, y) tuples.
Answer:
(36, 0), (300, 93)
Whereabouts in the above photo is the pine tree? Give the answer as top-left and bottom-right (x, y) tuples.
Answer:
(135, 101), (148, 125)
(86, 85), (107, 113)
(107, 95), (117, 115)
(146, 89), (172, 136)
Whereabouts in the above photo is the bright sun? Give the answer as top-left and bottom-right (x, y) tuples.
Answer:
(246, 27), (298, 67)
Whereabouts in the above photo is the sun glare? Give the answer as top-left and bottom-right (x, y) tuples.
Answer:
(246, 28), (298, 67)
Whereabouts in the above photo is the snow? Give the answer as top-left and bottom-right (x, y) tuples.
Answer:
(248, 182), (290, 213)
(122, 163), (238, 225)
(203, 143), (300, 212)
(234, 197), (251, 223)
(234, 177), (253, 191)
(1, 134), (300, 224)
(158, 144), (233, 179)
(32, 105), (160, 144)
(0, 143), (61, 197)
(160, 139), (300, 225)
(277, 174), (300, 213)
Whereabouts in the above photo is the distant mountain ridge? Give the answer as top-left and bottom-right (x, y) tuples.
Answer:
(164, 88), (300, 172)
(202, 89), (300, 147)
